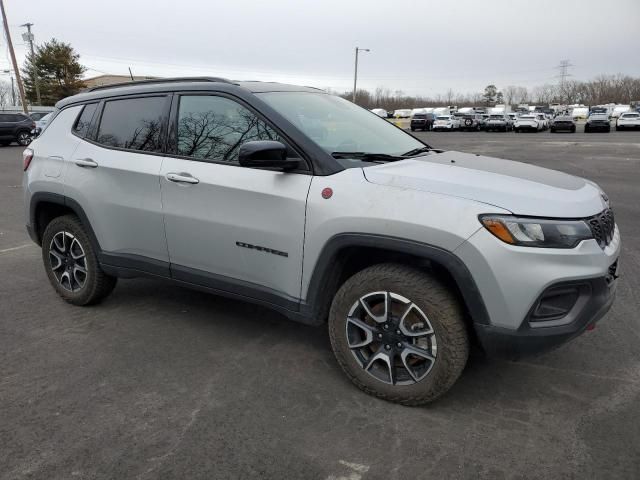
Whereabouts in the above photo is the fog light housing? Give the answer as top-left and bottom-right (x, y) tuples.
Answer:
(531, 286), (581, 322)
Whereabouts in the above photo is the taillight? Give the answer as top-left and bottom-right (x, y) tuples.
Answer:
(23, 148), (34, 171)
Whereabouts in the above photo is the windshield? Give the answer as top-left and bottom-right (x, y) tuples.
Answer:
(258, 92), (423, 156)
(436, 116), (451, 120)
(413, 114), (426, 118)
(622, 113), (639, 118)
(489, 115), (504, 119)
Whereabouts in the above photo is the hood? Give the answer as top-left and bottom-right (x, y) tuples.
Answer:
(363, 151), (607, 218)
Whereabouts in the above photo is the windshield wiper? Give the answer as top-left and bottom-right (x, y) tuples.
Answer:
(401, 146), (432, 157)
(331, 152), (405, 162)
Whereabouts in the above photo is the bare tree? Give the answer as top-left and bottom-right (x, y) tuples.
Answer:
(0, 81), (11, 109)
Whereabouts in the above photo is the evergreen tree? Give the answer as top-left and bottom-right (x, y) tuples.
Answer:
(22, 39), (86, 105)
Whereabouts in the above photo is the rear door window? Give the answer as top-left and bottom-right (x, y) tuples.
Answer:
(96, 96), (167, 152)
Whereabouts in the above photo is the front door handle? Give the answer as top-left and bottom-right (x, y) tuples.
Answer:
(75, 158), (98, 168)
(166, 172), (199, 184)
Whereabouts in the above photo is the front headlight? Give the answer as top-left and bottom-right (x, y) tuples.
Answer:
(479, 215), (593, 248)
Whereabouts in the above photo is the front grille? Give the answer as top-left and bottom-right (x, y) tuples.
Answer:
(587, 208), (615, 249)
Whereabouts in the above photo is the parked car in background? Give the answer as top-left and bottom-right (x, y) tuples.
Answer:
(589, 106), (611, 118)
(394, 109), (412, 118)
(535, 113), (549, 130)
(29, 112), (51, 121)
(0, 112), (35, 146)
(370, 108), (388, 118)
(514, 115), (543, 132)
(485, 114), (513, 132)
(410, 112), (435, 131)
(571, 107), (589, 120)
(432, 115), (460, 131)
(35, 112), (54, 130)
(550, 116), (577, 133)
(478, 114), (490, 130)
(611, 105), (630, 118)
(584, 114), (611, 133)
(615, 112), (640, 130)
(459, 114), (482, 131)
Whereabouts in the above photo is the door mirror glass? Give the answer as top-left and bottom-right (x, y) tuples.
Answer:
(238, 140), (298, 170)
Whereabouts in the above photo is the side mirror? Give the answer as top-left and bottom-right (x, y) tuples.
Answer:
(238, 140), (299, 171)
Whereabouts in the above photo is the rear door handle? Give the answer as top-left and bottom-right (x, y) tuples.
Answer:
(166, 172), (199, 184)
(74, 158), (98, 168)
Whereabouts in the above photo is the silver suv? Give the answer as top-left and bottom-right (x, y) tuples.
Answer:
(23, 78), (620, 405)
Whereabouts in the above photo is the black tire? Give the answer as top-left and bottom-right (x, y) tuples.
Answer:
(615, 125), (621, 131)
(17, 130), (31, 146)
(41, 214), (117, 306)
(410, 127), (415, 132)
(606, 127), (611, 133)
(584, 125), (590, 133)
(328, 263), (469, 406)
(571, 126), (576, 133)
(0, 140), (11, 146)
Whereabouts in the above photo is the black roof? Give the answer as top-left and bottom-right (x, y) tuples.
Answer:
(56, 77), (325, 109)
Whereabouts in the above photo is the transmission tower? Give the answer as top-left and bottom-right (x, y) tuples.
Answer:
(555, 59), (573, 102)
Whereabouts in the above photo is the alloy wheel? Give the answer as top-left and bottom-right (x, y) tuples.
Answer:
(346, 291), (437, 385)
(49, 231), (88, 291)
(18, 132), (31, 146)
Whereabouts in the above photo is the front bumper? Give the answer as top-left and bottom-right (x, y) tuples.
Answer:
(475, 273), (617, 358)
(455, 224), (621, 358)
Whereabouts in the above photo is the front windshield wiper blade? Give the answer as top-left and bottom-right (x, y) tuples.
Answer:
(401, 146), (432, 157)
(331, 151), (405, 162)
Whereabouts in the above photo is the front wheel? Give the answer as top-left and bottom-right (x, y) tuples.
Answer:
(42, 214), (117, 305)
(328, 263), (469, 405)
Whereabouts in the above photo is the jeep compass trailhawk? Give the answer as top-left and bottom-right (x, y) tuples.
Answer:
(23, 78), (620, 405)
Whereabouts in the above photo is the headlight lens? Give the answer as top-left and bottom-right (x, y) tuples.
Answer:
(479, 215), (593, 248)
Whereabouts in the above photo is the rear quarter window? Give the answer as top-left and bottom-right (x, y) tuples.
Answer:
(72, 103), (98, 138)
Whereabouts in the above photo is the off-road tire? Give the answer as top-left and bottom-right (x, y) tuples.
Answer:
(42, 214), (117, 305)
(328, 263), (469, 405)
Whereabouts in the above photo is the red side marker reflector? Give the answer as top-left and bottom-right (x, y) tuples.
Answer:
(586, 323), (596, 331)
(321, 187), (333, 199)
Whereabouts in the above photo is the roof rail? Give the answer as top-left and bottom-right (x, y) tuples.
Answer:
(87, 76), (234, 92)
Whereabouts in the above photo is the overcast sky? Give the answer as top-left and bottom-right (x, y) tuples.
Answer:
(4, 0), (640, 96)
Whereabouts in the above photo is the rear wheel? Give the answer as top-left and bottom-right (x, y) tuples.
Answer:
(17, 131), (31, 146)
(42, 215), (117, 305)
(328, 263), (469, 405)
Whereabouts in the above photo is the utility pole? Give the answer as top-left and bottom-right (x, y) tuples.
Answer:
(21, 22), (41, 105)
(0, 0), (28, 113)
(352, 47), (370, 104)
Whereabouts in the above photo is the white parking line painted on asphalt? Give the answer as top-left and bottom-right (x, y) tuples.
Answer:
(0, 244), (34, 254)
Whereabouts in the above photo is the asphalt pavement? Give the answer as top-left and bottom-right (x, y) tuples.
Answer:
(1, 130), (640, 479)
